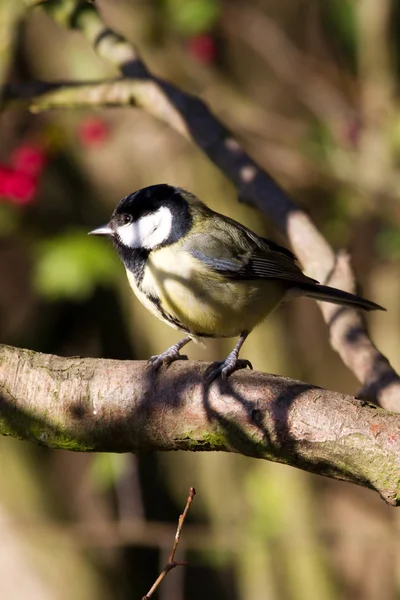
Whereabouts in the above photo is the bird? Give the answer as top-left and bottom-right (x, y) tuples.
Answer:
(89, 183), (385, 381)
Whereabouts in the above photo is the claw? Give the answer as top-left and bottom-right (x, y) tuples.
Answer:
(205, 358), (253, 383)
(204, 331), (251, 382)
(147, 336), (192, 373)
(148, 351), (188, 372)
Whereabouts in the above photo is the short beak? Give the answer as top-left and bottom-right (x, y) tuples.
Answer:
(88, 225), (113, 237)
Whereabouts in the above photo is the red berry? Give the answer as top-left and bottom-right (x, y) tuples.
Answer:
(0, 165), (37, 205)
(78, 117), (109, 147)
(187, 34), (217, 65)
(344, 118), (363, 148)
(11, 143), (47, 177)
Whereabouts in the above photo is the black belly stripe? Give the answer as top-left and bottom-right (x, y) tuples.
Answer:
(116, 243), (219, 337)
(192, 331), (219, 338)
(147, 294), (221, 338)
(117, 244), (191, 333)
(147, 294), (192, 334)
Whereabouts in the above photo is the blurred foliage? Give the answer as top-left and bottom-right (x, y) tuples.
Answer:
(0, 204), (20, 235)
(90, 453), (129, 493)
(321, 0), (357, 72)
(162, 0), (220, 35)
(377, 225), (400, 260)
(33, 230), (119, 300)
(303, 120), (336, 165)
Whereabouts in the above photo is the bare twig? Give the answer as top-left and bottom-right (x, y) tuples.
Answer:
(142, 487), (196, 599)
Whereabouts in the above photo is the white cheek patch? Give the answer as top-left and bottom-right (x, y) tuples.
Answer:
(117, 206), (173, 249)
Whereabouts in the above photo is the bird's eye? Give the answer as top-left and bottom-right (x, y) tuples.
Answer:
(121, 214), (132, 225)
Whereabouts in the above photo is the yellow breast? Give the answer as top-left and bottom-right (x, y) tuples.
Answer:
(126, 246), (287, 337)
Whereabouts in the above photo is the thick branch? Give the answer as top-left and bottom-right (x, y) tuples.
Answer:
(1, 344), (400, 506)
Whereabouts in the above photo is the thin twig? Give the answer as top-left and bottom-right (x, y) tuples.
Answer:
(142, 487), (196, 599)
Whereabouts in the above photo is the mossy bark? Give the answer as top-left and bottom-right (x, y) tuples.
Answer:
(1, 344), (400, 505)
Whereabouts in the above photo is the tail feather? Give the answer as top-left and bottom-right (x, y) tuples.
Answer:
(299, 283), (386, 312)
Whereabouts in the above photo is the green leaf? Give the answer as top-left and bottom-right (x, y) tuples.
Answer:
(377, 226), (400, 260)
(90, 454), (129, 492)
(165, 0), (220, 35)
(0, 205), (20, 236)
(303, 120), (335, 164)
(33, 229), (120, 300)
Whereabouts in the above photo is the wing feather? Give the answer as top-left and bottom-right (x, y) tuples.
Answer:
(184, 213), (317, 286)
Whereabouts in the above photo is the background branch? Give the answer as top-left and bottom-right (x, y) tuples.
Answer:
(1, 344), (400, 506)
(222, 4), (354, 132)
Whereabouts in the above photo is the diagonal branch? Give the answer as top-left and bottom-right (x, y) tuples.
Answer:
(1, 344), (400, 506)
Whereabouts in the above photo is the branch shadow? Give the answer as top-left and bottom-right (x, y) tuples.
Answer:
(0, 349), (384, 498)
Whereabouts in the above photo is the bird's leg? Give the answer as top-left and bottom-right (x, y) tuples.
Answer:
(148, 336), (192, 371)
(205, 332), (252, 382)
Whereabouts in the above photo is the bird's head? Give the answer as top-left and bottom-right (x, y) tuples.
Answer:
(89, 184), (195, 251)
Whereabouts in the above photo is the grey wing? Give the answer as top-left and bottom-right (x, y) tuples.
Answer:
(184, 215), (318, 286)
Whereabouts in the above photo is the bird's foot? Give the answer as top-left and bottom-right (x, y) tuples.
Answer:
(205, 356), (253, 383)
(148, 346), (188, 372)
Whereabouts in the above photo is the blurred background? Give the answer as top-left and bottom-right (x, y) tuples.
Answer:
(1, 0), (400, 598)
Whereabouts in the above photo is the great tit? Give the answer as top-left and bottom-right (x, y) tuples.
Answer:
(89, 184), (385, 380)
